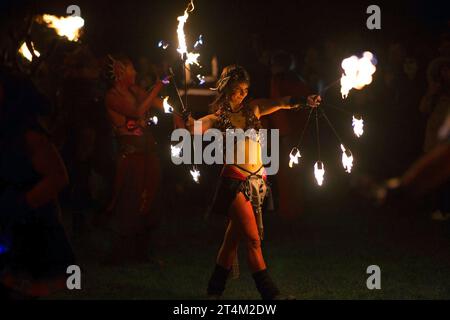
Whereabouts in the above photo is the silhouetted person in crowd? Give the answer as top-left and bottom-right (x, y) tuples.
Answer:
(419, 57), (450, 219)
(367, 111), (450, 212)
(59, 44), (102, 242)
(104, 55), (166, 265)
(0, 68), (75, 299)
(266, 50), (312, 219)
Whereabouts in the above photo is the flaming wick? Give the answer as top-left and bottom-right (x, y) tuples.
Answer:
(340, 144), (354, 173)
(171, 145), (182, 158)
(340, 51), (376, 99)
(18, 42), (40, 62)
(163, 96), (174, 113)
(314, 161), (325, 186)
(39, 14), (85, 42)
(289, 147), (301, 168)
(190, 167), (200, 183)
(352, 115), (364, 138)
(176, 0), (200, 66)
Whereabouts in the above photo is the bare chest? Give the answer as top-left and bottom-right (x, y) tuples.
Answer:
(120, 90), (138, 106)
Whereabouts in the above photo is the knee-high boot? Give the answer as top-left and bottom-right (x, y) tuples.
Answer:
(207, 264), (231, 298)
(252, 269), (281, 300)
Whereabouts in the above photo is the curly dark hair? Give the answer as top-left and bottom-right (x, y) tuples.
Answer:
(210, 64), (250, 112)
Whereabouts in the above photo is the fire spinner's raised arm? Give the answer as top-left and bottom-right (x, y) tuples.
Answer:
(130, 83), (165, 114)
(106, 81), (164, 118)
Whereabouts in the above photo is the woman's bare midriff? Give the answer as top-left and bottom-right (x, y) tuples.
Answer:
(225, 137), (264, 177)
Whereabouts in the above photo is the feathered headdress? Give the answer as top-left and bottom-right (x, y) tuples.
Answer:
(107, 54), (126, 81)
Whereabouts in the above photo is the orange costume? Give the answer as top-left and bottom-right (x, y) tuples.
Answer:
(104, 55), (164, 263)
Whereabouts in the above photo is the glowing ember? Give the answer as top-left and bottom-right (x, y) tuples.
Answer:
(171, 145), (182, 158)
(340, 144), (354, 173)
(39, 14), (85, 42)
(340, 51), (376, 99)
(18, 42), (40, 62)
(176, 0), (200, 66)
(196, 74), (206, 85)
(352, 115), (364, 137)
(162, 77), (171, 85)
(194, 34), (203, 48)
(163, 96), (174, 113)
(190, 167), (200, 183)
(158, 40), (169, 49)
(148, 116), (158, 125)
(289, 147), (301, 168)
(314, 161), (325, 186)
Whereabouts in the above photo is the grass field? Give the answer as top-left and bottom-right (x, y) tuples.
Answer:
(46, 181), (450, 300)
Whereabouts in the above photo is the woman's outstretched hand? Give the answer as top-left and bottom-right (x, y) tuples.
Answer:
(307, 95), (322, 108)
(288, 95), (322, 109)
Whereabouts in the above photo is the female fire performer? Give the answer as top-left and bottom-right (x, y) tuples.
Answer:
(186, 65), (321, 299)
(104, 55), (165, 264)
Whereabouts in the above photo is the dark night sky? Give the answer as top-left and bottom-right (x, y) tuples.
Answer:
(1, 0), (448, 66)
(1, 0), (448, 53)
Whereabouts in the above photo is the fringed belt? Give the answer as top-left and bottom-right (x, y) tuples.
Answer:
(232, 165), (267, 241)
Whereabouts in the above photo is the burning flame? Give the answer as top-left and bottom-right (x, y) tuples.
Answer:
(185, 53), (200, 66)
(352, 115), (364, 138)
(289, 147), (301, 168)
(176, 0), (200, 66)
(163, 96), (174, 113)
(190, 167), (200, 183)
(340, 144), (354, 173)
(340, 51), (376, 99)
(314, 161), (325, 186)
(39, 14), (84, 42)
(171, 145), (182, 158)
(18, 42), (40, 62)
